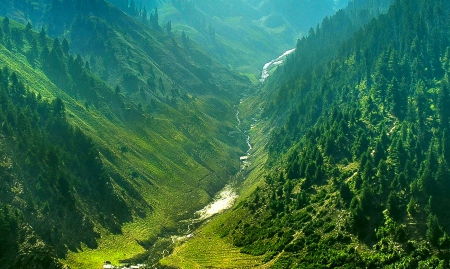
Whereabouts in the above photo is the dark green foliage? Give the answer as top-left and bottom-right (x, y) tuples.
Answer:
(230, 0), (450, 267)
(0, 67), (132, 265)
(426, 214), (443, 247)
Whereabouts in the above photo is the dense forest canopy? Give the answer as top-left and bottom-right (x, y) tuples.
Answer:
(219, 0), (450, 267)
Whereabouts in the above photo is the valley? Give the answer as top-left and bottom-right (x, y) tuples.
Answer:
(109, 102), (254, 268)
(1, 0), (450, 268)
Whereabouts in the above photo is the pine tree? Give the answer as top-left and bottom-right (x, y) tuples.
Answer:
(426, 213), (443, 246)
(442, 129), (450, 163)
(386, 191), (402, 220)
(340, 182), (352, 206)
(150, 7), (159, 28)
(39, 27), (46, 45)
(438, 76), (450, 128)
(62, 38), (70, 55)
(3, 17), (9, 34)
(407, 196), (417, 216)
(435, 159), (450, 196)
(25, 22), (32, 32)
(165, 21), (172, 35)
(419, 165), (435, 195)
(141, 6), (148, 24)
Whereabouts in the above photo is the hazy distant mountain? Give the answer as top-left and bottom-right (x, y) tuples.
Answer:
(247, 0), (348, 31)
(149, 0), (350, 74)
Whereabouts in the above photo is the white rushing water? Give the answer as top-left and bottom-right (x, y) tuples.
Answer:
(246, 135), (252, 153)
(236, 110), (241, 126)
(195, 184), (238, 221)
(169, 184), (238, 246)
(260, 48), (296, 83)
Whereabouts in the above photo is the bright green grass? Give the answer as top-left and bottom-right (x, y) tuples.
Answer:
(0, 30), (245, 268)
(61, 96), (239, 268)
(64, 211), (173, 268)
(160, 210), (267, 269)
(242, 72), (260, 85)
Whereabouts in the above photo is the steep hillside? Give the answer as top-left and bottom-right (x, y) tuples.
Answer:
(205, 0), (450, 267)
(260, 0), (393, 131)
(160, 0), (450, 267)
(0, 2), (252, 268)
(0, 68), (135, 269)
(0, 0), (248, 104)
(0, 18), (145, 268)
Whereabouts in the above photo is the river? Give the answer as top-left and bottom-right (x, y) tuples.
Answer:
(195, 184), (238, 221)
(142, 49), (296, 266)
(165, 182), (239, 248)
(131, 48), (296, 266)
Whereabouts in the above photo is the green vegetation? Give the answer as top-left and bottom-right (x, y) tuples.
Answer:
(159, 210), (266, 269)
(163, 0), (450, 267)
(217, 0), (450, 267)
(3, 0), (450, 268)
(0, 2), (251, 267)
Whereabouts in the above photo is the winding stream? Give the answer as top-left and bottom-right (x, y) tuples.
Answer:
(246, 135), (252, 153)
(168, 183), (239, 248)
(236, 110), (241, 126)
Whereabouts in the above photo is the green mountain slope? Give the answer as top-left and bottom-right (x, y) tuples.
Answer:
(200, 0), (450, 267)
(0, 0), (249, 103)
(0, 70), (100, 269)
(0, 21), (138, 267)
(0, 1), (253, 268)
(258, 0), (393, 132)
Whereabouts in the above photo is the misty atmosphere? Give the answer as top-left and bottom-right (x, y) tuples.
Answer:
(0, 0), (449, 268)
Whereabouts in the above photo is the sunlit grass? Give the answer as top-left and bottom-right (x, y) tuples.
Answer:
(160, 210), (266, 269)
(64, 211), (171, 269)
